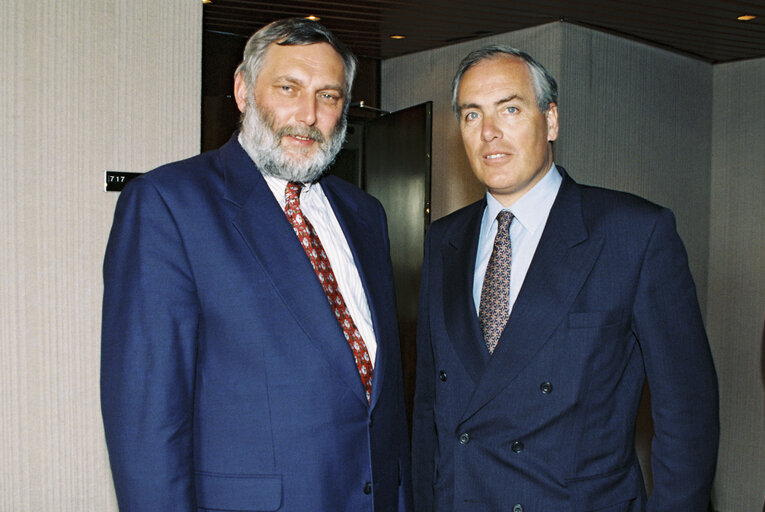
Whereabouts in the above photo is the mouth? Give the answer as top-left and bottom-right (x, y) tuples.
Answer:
(279, 125), (324, 143)
(282, 134), (319, 149)
(483, 152), (510, 161)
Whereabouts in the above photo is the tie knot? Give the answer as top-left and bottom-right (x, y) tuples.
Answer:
(497, 210), (514, 230)
(285, 181), (303, 203)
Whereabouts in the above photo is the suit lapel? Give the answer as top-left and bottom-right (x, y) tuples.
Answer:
(441, 200), (490, 384)
(462, 171), (605, 421)
(321, 178), (388, 408)
(220, 137), (369, 406)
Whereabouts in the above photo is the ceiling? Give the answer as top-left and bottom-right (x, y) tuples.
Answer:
(203, 0), (765, 64)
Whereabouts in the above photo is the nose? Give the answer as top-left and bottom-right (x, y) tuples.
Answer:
(481, 116), (502, 142)
(295, 94), (317, 126)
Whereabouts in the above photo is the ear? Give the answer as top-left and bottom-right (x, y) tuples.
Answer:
(545, 102), (559, 142)
(233, 72), (248, 113)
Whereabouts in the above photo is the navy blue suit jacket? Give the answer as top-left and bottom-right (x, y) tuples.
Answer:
(412, 168), (718, 511)
(101, 135), (412, 511)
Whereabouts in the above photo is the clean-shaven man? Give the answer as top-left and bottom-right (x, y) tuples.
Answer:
(412, 45), (718, 511)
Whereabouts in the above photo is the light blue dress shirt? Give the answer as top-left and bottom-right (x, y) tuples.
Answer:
(473, 164), (563, 317)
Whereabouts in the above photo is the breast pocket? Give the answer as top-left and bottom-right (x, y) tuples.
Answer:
(562, 309), (637, 395)
(568, 310), (627, 330)
(195, 472), (282, 511)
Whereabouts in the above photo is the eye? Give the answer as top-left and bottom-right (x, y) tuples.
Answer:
(463, 111), (480, 123)
(318, 92), (341, 104)
(503, 105), (519, 114)
(275, 84), (296, 97)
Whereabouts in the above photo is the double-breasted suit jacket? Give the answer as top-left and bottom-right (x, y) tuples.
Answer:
(101, 134), (412, 511)
(412, 168), (718, 512)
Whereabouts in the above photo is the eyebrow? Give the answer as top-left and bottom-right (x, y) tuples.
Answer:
(274, 75), (346, 96)
(457, 94), (524, 114)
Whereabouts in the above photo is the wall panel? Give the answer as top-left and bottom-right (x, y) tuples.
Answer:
(558, 24), (712, 310)
(709, 57), (765, 512)
(0, 2), (201, 510)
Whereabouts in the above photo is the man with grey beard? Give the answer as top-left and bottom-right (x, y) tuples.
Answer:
(101, 18), (412, 512)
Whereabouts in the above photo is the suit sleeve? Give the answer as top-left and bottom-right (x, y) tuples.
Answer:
(412, 227), (436, 512)
(101, 178), (199, 511)
(632, 208), (719, 511)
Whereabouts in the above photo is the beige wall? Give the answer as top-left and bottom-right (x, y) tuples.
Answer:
(0, 1), (201, 510)
(709, 57), (765, 510)
(556, 24), (712, 309)
(383, 21), (764, 512)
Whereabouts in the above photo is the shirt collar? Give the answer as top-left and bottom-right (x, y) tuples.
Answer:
(484, 163), (562, 235)
(261, 172), (322, 208)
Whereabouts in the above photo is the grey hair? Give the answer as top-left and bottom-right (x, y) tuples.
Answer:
(235, 18), (358, 113)
(451, 44), (558, 118)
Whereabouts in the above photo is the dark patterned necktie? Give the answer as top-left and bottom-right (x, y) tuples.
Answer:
(479, 210), (514, 354)
(283, 182), (373, 402)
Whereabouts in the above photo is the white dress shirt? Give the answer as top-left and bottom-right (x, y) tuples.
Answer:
(473, 164), (562, 317)
(262, 173), (378, 366)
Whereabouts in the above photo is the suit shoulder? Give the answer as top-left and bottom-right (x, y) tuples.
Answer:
(564, 181), (684, 247)
(121, 148), (224, 202)
(146, 149), (222, 188)
(427, 199), (485, 236)
(576, 182), (667, 223)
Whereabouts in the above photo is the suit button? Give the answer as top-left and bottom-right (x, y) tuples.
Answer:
(363, 481), (372, 494)
(439, 370), (447, 381)
(459, 432), (470, 444)
(511, 441), (524, 453)
(540, 381), (553, 394)
(513, 504), (523, 512)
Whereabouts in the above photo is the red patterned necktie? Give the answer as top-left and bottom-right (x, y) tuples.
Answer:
(283, 181), (374, 402)
(479, 210), (514, 354)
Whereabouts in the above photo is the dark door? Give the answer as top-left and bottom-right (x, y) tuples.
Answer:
(358, 102), (433, 424)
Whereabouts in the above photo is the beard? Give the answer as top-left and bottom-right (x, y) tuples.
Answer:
(239, 94), (347, 183)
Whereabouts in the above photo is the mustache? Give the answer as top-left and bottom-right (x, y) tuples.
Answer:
(274, 125), (325, 145)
